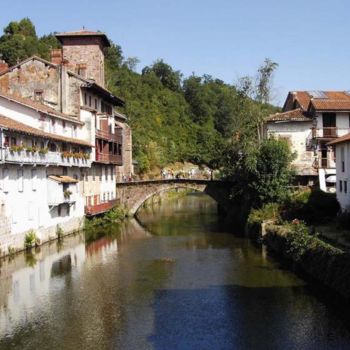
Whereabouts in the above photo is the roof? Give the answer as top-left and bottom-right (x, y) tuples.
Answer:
(309, 99), (350, 111)
(0, 56), (57, 77)
(0, 90), (84, 125)
(283, 91), (350, 112)
(327, 132), (350, 146)
(0, 114), (92, 147)
(0, 55), (124, 108)
(266, 108), (311, 122)
(55, 30), (110, 47)
(48, 175), (78, 184)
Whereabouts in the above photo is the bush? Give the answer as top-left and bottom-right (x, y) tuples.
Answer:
(283, 189), (339, 225)
(337, 211), (350, 230)
(247, 203), (280, 227)
(24, 230), (39, 249)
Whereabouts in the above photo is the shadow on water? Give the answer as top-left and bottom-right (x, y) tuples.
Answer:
(148, 285), (350, 350)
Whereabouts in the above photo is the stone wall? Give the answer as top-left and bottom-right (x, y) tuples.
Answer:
(0, 217), (83, 258)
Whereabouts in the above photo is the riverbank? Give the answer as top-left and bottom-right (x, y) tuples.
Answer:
(245, 189), (350, 300)
(0, 206), (127, 259)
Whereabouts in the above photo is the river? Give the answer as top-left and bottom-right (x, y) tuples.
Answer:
(1, 193), (350, 349)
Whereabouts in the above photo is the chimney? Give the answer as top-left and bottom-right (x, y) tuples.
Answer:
(50, 49), (63, 65)
(0, 60), (9, 74)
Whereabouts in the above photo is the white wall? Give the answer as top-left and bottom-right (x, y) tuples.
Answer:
(336, 143), (350, 210)
(266, 121), (314, 175)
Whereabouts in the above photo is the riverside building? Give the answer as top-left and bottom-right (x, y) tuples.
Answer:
(265, 91), (350, 191)
(0, 29), (133, 254)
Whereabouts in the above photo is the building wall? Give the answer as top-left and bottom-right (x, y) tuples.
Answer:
(0, 60), (60, 110)
(336, 143), (350, 210)
(61, 37), (105, 87)
(266, 121), (315, 175)
(315, 112), (350, 137)
(115, 121), (133, 181)
(0, 164), (85, 255)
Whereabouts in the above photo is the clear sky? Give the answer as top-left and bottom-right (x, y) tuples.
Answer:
(1, 0), (349, 106)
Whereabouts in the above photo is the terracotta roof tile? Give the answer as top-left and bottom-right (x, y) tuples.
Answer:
(0, 114), (92, 147)
(55, 30), (110, 46)
(310, 99), (350, 111)
(266, 108), (311, 122)
(0, 90), (84, 125)
(48, 175), (78, 183)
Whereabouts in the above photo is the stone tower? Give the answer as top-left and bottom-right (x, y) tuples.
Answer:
(55, 30), (110, 87)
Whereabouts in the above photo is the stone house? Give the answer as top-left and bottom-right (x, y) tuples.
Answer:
(265, 91), (350, 190)
(0, 30), (133, 216)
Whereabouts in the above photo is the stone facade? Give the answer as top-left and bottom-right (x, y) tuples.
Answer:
(60, 36), (106, 87)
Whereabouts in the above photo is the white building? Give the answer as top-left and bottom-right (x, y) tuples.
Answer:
(328, 134), (350, 211)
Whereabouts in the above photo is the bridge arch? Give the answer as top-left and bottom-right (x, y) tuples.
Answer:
(115, 179), (232, 216)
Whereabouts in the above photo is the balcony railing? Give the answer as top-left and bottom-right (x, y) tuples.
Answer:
(96, 129), (122, 143)
(4, 149), (91, 167)
(313, 127), (350, 138)
(318, 157), (336, 169)
(95, 151), (122, 165)
(85, 199), (119, 216)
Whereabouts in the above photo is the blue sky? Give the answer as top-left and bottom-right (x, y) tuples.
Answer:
(1, 0), (349, 105)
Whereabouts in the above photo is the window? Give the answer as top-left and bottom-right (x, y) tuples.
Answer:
(58, 205), (61, 217)
(105, 166), (108, 181)
(34, 89), (43, 102)
(4, 136), (9, 147)
(31, 169), (37, 191)
(345, 181), (348, 194)
(63, 167), (68, 176)
(95, 99), (98, 110)
(84, 93), (87, 105)
(11, 137), (17, 146)
(341, 146), (345, 172)
(110, 167), (114, 180)
(89, 95), (92, 107)
(17, 169), (23, 192)
(73, 126), (77, 138)
(340, 180), (343, 192)
(118, 144), (122, 156)
(49, 143), (57, 152)
(62, 121), (66, 131)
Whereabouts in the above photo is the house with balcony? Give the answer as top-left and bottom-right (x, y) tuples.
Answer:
(0, 29), (133, 217)
(0, 93), (93, 253)
(265, 91), (350, 190)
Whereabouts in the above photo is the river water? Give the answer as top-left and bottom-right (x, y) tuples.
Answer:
(1, 193), (350, 349)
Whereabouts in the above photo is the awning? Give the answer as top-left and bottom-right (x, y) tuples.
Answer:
(48, 175), (78, 184)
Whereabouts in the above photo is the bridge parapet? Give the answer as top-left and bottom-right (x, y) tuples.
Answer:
(115, 179), (233, 216)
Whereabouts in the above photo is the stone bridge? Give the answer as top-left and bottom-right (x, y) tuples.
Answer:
(115, 179), (233, 215)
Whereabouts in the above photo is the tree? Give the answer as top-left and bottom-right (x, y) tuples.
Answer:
(222, 138), (294, 207)
(142, 59), (182, 92)
(256, 58), (278, 104)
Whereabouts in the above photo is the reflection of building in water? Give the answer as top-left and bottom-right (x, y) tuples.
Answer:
(0, 241), (86, 337)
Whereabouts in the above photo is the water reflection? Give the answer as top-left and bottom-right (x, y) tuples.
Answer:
(0, 194), (350, 349)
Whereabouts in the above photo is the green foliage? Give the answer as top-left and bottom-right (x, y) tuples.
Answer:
(283, 189), (339, 225)
(247, 203), (281, 227)
(284, 221), (342, 262)
(24, 230), (39, 249)
(0, 18), (60, 66)
(223, 138), (294, 208)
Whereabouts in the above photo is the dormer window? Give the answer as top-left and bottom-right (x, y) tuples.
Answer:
(34, 89), (44, 102)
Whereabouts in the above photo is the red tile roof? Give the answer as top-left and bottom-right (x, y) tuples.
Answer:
(0, 90), (84, 125)
(0, 114), (92, 147)
(327, 132), (350, 146)
(266, 108), (311, 122)
(310, 99), (350, 111)
(293, 92), (312, 110)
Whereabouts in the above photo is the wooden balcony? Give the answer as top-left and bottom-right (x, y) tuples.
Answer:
(313, 127), (350, 139)
(96, 129), (122, 143)
(95, 151), (122, 165)
(85, 199), (119, 216)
